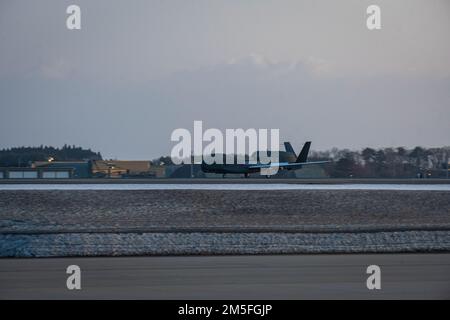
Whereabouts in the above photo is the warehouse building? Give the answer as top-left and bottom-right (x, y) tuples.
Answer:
(2, 160), (165, 179)
(165, 164), (204, 178)
(32, 161), (92, 178)
(0, 167), (73, 179)
(91, 160), (165, 178)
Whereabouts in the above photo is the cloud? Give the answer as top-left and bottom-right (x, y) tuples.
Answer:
(227, 53), (274, 68)
(216, 54), (327, 79)
(1, 50), (449, 159)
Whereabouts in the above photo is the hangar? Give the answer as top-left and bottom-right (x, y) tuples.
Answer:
(0, 167), (73, 179)
(32, 161), (91, 178)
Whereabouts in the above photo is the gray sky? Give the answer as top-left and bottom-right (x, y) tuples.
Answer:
(1, 0), (449, 159)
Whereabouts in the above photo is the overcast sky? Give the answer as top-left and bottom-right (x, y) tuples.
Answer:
(1, 0), (449, 159)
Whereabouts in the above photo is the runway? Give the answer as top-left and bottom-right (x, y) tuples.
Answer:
(1, 178), (450, 185)
(1, 253), (449, 299)
(1, 183), (450, 191)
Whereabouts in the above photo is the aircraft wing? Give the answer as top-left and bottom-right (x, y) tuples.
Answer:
(249, 160), (331, 170)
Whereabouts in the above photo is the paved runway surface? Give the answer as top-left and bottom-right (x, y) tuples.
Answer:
(1, 178), (450, 184)
(1, 183), (450, 191)
(1, 254), (449, 299)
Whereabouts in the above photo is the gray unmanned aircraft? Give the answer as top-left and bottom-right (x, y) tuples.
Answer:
(201, 141), (330, 177)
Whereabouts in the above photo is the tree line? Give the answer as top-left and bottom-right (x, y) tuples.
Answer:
(0, 145), (102, 167)
(310, 146), (450, 178)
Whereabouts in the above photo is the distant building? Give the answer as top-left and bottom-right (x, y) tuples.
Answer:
(0, 167), (73, 179)
(91, 160), (164, 178)
(33, 161), (92, 178)
(165, 164), (204, 178)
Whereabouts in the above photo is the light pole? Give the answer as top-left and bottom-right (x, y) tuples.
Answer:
(191, 152), (194, 178)
(447, 158), (450, 179)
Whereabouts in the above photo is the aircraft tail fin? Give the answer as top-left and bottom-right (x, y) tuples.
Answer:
(284, 142), (296, 157)
(296, 141), (311, 163)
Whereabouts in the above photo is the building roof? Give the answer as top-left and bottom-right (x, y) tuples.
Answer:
(92, 160), (150, 173)
(0, 167), (73, 172)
